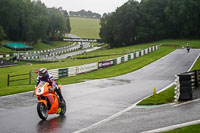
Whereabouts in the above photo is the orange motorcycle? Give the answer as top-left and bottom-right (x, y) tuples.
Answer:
(35, 81), (66, 120)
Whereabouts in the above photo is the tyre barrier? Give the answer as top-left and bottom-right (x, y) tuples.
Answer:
(174, 70), (200, 102)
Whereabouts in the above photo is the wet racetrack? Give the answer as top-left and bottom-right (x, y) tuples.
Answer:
(0, 49), (199, 133)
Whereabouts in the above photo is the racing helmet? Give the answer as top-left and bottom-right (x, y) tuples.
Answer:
(39, 68), (48, 78)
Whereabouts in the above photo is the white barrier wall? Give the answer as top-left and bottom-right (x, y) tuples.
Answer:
(141, 50), (144, 56)
(124, 55), (129, 62)
(145, 48), (148, 55)
(156, 45), (159, 50)
(131, 53), (134, 59)
(152, 46), (155, 51)
(117, 57), (121, 64)
(77, 62), (98, 74)
(136, 52), (139, 57)
(149, 47), (152, 52)
(48, 69), (59, 80)
(68, 67), (77, 76)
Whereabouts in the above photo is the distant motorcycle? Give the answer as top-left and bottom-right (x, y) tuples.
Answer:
(35, 81), (66, 120)
(186, 45), (190, 53)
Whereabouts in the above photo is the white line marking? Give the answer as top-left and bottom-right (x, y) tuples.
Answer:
(141, 119), (200, 133)
(157, 82), (175, 93)
(173, 98), (200, 107)
(188, 52), (200, 72)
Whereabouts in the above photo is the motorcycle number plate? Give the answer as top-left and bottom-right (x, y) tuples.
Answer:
(36, 88), (44, 95)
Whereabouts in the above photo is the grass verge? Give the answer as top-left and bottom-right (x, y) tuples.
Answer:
(0, 85), (34, 96)
(163, 124), (200, 133)
(137, 85), (175, 105)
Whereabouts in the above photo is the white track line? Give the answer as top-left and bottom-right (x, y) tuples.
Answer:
(188, 52), (200, 72)
(173, 98), (200, 107)
(141, 119), (200, 133)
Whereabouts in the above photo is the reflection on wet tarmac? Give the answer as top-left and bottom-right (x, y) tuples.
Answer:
(37, 115), (66, 133)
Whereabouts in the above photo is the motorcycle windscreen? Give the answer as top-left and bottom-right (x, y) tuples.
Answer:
(36, 81), (48, 95)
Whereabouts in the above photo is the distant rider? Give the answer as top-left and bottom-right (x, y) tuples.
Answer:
(186, 43), (190, 53)
(35, 68), (63, 102)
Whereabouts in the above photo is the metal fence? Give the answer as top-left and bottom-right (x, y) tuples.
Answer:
(7, 72), (31, 86)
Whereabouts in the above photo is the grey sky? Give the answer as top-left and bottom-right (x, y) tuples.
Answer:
(40, 0), (131, 15)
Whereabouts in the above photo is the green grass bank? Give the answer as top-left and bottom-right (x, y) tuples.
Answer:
(70, 17), (100, 39)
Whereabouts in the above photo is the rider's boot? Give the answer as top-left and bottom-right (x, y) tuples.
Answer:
(56, 88), (64, 104)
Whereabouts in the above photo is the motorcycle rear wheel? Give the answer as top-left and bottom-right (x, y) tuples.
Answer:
(37, 102), (48, 120)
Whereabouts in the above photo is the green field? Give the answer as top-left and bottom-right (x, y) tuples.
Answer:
(70, 17), (100, 39)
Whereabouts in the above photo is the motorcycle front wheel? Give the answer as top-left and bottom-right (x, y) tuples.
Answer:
(60, 99), (66, 115)
(37, 102), (48, 120)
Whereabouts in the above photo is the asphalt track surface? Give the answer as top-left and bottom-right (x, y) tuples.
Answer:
(0, 49), (199, 133)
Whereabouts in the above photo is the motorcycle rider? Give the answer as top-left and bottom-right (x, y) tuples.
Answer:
(35, 68), (64, 102)
(186, 43), (190, 53)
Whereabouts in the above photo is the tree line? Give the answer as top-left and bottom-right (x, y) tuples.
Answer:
(0, 0), (71, 44)
(100, 0), (200, 48)
(69, 10), (101, 19)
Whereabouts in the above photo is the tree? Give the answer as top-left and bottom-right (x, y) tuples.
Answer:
(0, 0), (71, 43)
(99, 0), (200, 47)
(47, 8), (69, 39)
(99, 13), (115, 46)
(100, 0), (140, 47)
(0, 25), (7, 41)
(137, 0), (168, 42)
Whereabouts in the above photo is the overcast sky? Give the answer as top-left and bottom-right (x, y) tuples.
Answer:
(39, 0), (137, 15)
